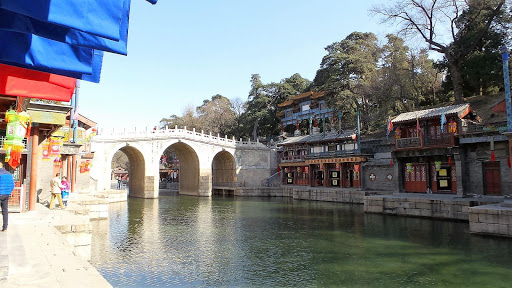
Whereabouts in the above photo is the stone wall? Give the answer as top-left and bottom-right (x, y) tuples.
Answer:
(365, 195), (498, 221)
(235, 148), (272, 187)
(236, 186), (387, 204)
(362, 162), (396, 192)
(463, 140), (512, 195)
(469, 203), (512, 237)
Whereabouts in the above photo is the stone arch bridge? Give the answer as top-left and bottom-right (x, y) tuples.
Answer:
(89, 127), (272, 198)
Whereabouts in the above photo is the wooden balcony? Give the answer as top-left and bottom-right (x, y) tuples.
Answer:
(281, 155), (306, 162)
(395, 132), (455, 150)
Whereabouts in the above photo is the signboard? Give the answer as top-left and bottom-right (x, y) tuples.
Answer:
(306, 157), (366, 165)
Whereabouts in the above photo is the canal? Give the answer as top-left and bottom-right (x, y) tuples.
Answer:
(90, 194), (512, 287)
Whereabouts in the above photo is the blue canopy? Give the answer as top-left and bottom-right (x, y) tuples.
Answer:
(0, 0), (124, 40)
(0, 5), (129, 55)
(0, 0), (156, 83)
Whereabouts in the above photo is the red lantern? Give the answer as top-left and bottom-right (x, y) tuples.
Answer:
(491, 151), (496, 162)
(354, 164), (360, 173)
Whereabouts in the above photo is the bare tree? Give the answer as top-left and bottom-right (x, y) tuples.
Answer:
(372, 0), (506, 103)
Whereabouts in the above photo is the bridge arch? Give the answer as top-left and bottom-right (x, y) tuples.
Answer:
(159, 141), (200, 195)
(109, 144), (146, 198)
(212, 150), (236, 186)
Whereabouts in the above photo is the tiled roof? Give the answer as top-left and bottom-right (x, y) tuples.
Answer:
(277, 91), (326, 108)
(277, 100), (294, 108)
(391, 103), (471, 124)
(278, 129), (356, 146)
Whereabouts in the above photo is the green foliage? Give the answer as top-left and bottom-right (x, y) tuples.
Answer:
(373, 0), (508, 104)
(243, 73), (311, 140)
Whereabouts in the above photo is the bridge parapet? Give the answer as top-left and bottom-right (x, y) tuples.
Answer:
(96, 126), (266, 148)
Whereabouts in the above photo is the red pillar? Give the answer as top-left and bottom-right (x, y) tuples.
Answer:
(71, 155), (77, 193)
(66, 155), (72, 180)
(28, 126), (39, 211)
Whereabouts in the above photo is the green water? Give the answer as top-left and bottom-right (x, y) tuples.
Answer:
(90, 195), (512, 287)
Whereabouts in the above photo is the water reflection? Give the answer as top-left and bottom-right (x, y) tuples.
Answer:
(91, 195), (512, 287)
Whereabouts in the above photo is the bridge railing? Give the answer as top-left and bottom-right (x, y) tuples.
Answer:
(95, 126), (266, 148)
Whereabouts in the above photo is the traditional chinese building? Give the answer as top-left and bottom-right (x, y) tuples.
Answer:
(391, 103), (478, 194)
(277, 91), (366, 188)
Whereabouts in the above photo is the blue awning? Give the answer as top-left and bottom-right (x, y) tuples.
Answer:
(0, 5), (129, 55)
(0, 0), (156, 83)
(0, 0), (125, 40)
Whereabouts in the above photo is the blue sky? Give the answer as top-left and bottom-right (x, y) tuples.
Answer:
(80, 0), (391, 129)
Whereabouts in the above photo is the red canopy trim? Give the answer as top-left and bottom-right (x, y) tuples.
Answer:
(0, 64), (76, 101)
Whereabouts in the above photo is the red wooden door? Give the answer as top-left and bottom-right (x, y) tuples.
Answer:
(484, 162), (501, 195)
(403, 163), (427, 193)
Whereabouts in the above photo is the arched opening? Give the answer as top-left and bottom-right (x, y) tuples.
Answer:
(212, 150), (236, 195)
(111, 146), (145, 198)
(160, 142), (200, 196)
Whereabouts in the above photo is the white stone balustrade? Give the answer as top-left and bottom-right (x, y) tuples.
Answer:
(96, 126), (264, 148)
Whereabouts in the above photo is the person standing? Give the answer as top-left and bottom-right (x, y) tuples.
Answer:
(0, 162), (15, 232)
(61, 176), (70, 207)
(49, 173), (65, 209)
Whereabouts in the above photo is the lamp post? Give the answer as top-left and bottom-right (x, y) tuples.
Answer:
(501, 46), (512, 132)
(501, 46), (512, 190)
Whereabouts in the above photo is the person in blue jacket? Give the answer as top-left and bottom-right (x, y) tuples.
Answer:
(0, 162), (15, 232)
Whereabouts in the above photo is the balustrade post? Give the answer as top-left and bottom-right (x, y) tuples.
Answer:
(217, 133), (220, 143)
(209, 132), (212, 142)
(175, 125), (178, 130)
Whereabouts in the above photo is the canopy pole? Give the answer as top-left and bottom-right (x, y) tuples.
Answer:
(28, 125), (39, 211)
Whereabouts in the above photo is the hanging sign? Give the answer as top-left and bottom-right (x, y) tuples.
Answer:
(42, 142), (50, 161)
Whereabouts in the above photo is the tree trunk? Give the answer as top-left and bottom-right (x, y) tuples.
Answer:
(445, 53), (464, 104)
(252, 118), (259, 141)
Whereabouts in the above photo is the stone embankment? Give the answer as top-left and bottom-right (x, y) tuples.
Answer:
(0, 190), (126, 288)
(237, 185), (512, 237)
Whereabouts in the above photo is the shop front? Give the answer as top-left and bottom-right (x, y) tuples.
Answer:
(280, 163), (309, 186)
(401, 156), (456, 194)
(306, 157), (365, 188)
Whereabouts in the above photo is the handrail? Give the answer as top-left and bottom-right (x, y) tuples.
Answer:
(261, 171), (281, 187)
(94, 126), (267, 148)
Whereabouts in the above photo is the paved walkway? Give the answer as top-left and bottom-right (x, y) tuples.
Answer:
(0, 203), (112, 288)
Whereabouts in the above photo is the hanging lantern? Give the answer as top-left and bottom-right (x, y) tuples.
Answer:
(320, 164), (324, 170)
(406, 163), (413, 173)
(354, 164), (360, 173)
(390, 158), (393, 166)
(491, 151), (496, 162)
(4, 110), (31, 168)
(335, 163), (340, 170)
(305, 166), (309, 173)
(435, 161), (442, 171)
(448, 156), (452, 166)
